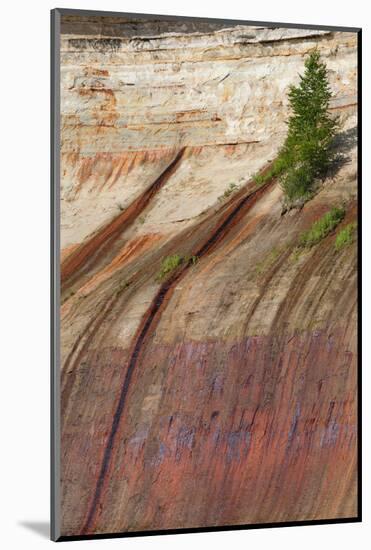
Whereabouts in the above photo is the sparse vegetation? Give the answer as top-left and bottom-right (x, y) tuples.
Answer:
(255, 246), (284, 275)
(219, 182), (238, 201)
(156, 253), (199, 281)
(156, 254), (183, 281)
(299, 206), (345, 248)
(224, 182), (238, 197)
(187, 255), (199, 265)
(253, 155), (290, 187)
(335, 222), (357, 251)
(289, 247), (303, 263)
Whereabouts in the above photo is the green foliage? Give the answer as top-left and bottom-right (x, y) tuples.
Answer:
(299, 206), (345, 248)
(219, 183), (238, 201)
(253, 155), (291, 187)
(156, 254), (199, 281)
(280, 165), (314, 202)
(157, 254), (183, 281)
(335, 222), (357, 251)
(253, 173), (265, 187)
(225, 183), (238, 197)
(279, 51), (338, 202)
(253, 52), (338, 203)
(289, 247), (303, 263)
(183, 254), (199, 266)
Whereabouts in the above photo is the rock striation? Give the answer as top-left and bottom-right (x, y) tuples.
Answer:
(59, 15), (358, 537)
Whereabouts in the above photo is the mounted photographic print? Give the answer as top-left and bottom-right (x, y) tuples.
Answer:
(51, 8), (361, 541)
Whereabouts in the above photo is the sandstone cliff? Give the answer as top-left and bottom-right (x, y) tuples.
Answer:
(59, 15), (358, 536)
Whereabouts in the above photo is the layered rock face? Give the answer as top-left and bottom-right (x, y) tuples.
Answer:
(59, 15), (358, 536)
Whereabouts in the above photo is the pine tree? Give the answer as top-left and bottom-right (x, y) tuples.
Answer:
(280, 50), (338, 202)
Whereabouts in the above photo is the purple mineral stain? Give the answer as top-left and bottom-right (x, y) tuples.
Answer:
(226, 430), (251, 463)
(320, 420), (340, 448)
(175, 426), (196, 462)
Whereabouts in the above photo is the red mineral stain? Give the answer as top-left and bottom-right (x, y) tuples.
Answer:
(61, 148), (187, 288)
(61, 328), (356, 536)
(59, 149), (357, 537)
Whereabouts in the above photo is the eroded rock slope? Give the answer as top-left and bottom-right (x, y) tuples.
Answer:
(59, 16), (358, 536)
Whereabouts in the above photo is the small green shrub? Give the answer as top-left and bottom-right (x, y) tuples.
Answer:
(299, 206), (345, 248)
(335, 222), (357, 251)
(157, 254), (183, 281)
(280, 164), (315, 202)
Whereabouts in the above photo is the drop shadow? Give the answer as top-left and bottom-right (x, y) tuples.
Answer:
(18, 521), (49, 539)
(332, 126), (357, 155)
(325, 126), (357, 179)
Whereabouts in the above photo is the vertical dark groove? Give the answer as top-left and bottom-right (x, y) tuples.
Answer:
(61, 292), (118, 426)
(62, 147), (187, 289)
(82, 176), (274, 534)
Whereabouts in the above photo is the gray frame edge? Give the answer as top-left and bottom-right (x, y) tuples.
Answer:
(51, 7), (61, 543)
(50, 7), (361, 541)
(55, 7), (361, 33)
